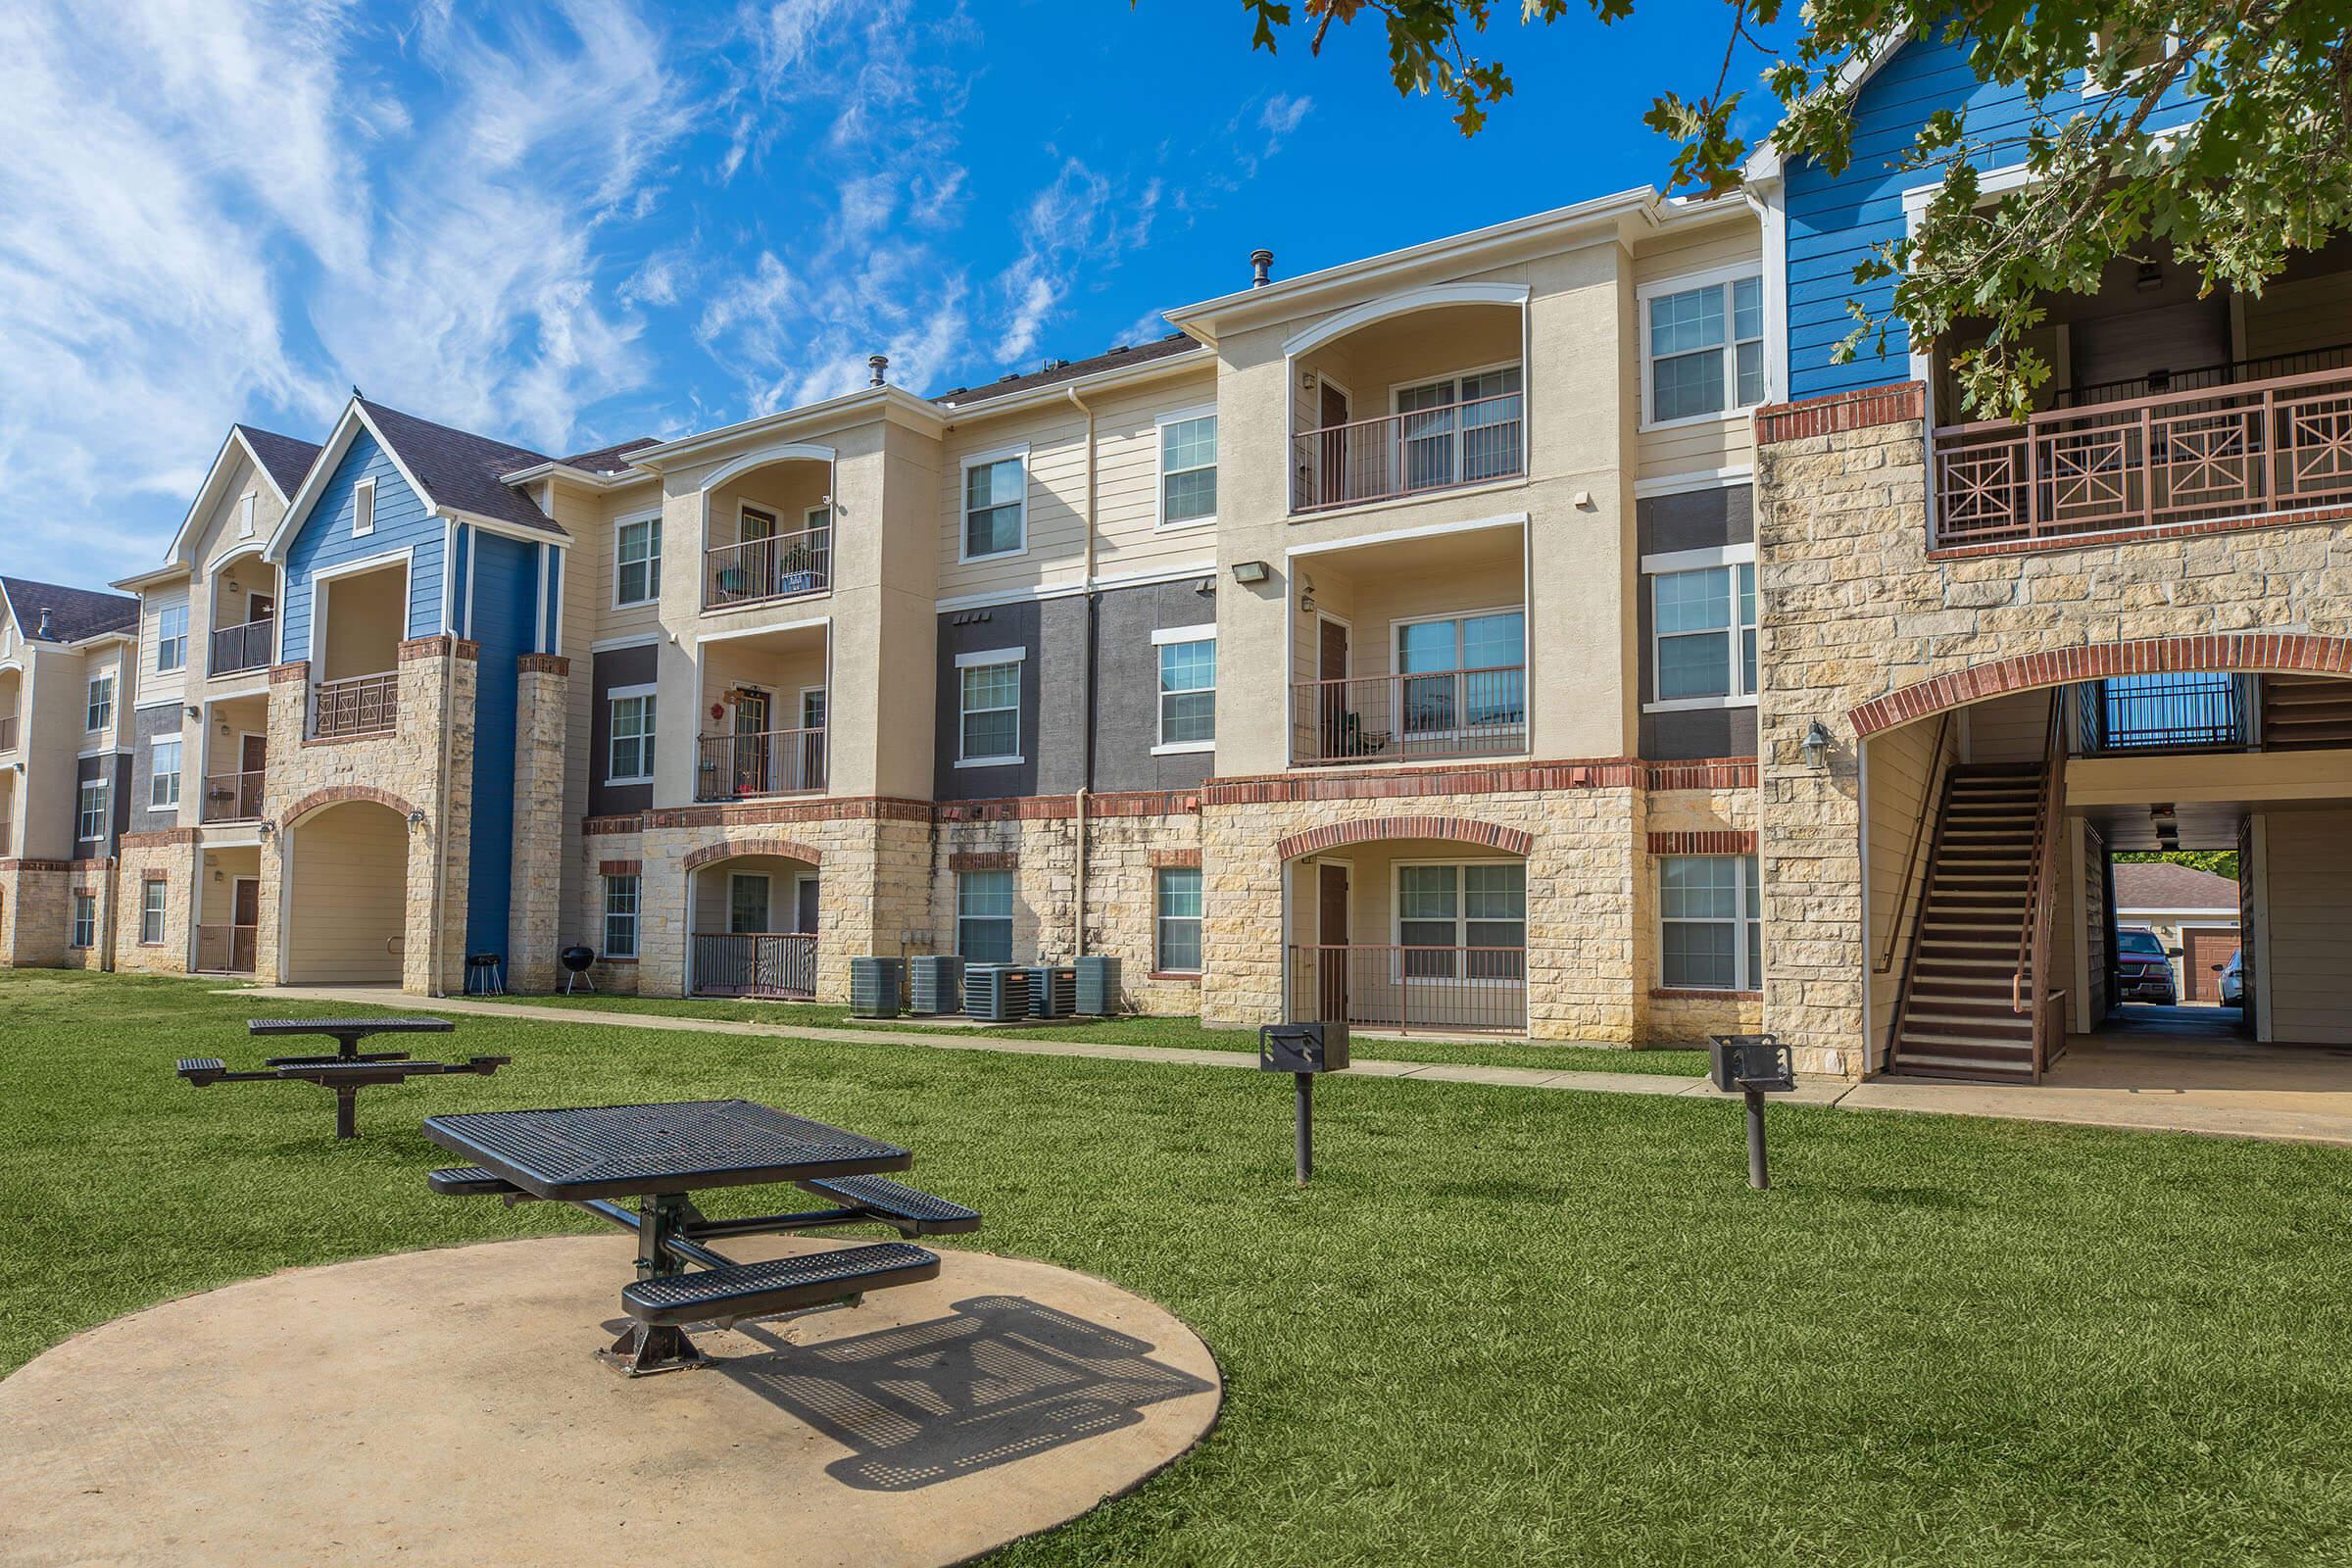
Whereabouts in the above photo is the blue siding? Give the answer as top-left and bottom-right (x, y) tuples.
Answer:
(464, 533), (539, 959)
(279, 430), (445, 662)
(1783, 36), (2204, 402)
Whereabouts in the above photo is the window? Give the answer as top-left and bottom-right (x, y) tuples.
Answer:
(1396, 862), (1527, 979)
(607, 687), (656, 783)
(151, 739), (182, 809)
(239, 491), (258, 539)
(615, 517), (662, 606)
(956, 650), (1023, 764)
(1155, 867), (1202, 973)
(801, 687), (827, 731)
(1652, 563), (1757, 703)
(603, 874), (639, 958)
(729, 873), (771, 934)
(1660, 854), (1763, 991)
(1154, 629), (1215, 751)
(1395, 611), (1526, 735)
(1157, 412), (1218, 526)
(77, 780), (108, 841)
(956, 869), (1015, 963)
(1395, 366), (1525, 490)
(140, 879), (168, 945)
(1644, 272), (1764, 423)
(961, 451), (1026, 559)
(85, 674), (115, 732)
(71, 893), (96, 950)
(353, 476), (376, 537)
(156, 604), (188, 672)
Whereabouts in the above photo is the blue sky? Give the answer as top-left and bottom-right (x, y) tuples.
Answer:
(0, 0), (1780, 586)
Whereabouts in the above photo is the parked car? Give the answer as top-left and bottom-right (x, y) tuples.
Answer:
(2116, 926), (2179, 1005)
(2217, 950), (2244, 1006)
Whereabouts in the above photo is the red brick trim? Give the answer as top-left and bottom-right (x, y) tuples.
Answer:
(517, 653), (570, 675)
(1207, 758), (1755, 805)
(597, 858), (641, 877)
(399, 635), (453, 662)
(681, 837), (821, 872)
(1753, 381), (1925, 446)
(120, 827), (202, 849)
(269, 661), (310, 685)
(1275, 815), (1533, 861)
(1649, 987), (1763, 1001)
(584, 814), (643, 837)
(1926, 502), (2352, 562)
(278, 784), (420, 829)
(1148, 848), (1202, 869)
(950, 851), (1017, 871)
(937, 790), (1200, 822)
(641, 797), (934, 832)
(0, 858), (74, 872)
(1849, 634), (2352, 737)
(1646, 830), (1756, 855)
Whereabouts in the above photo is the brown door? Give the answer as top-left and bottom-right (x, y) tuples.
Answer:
(1316, 380), (1350, 506)
(1316, 862), (1349, 1022)
(230, 879), (261, 972)
(1316, 618), (1350, 760)
(239, 733), (267, 772)
(2185, 927), (2237, 1004)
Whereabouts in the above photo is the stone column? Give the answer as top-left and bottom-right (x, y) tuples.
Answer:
(506, 655), (569, 992)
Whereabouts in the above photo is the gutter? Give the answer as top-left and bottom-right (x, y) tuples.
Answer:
(1066, 384), (1098, 959)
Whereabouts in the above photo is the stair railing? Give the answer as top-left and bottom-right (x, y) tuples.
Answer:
(2010, 691), (2067, 1081)
(1879, 710), (1954, 1072)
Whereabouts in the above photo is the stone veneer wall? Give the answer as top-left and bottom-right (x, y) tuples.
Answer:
(1753, 382), (2352, 1074)
(115, 829), (198, 974)
(0, 861), (74, 967)
(507, 658), (570, 992)
(57, 859), (113, 970)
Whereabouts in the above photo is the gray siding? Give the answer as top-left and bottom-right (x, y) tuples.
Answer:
(935, 603), (1042, 800)
(589, 643), (660, 817)
(1637, 484), (1759, 761)
(74, 752), (130, 858)
(1092, 579), (1219, 793)
(128, 706), (183, 835)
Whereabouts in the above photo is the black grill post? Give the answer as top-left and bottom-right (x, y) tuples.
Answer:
(1709, 1034), (1795, 1190)
(1295, 1072), (1313, 1185)
(1260, 1022), (1349, 1186)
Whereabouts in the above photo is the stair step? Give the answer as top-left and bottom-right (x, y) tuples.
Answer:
(1896, 1030), (2036, 1058)
(1891, 1054), (2036, 1079)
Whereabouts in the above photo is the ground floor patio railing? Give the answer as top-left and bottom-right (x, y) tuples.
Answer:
(1285, 944), (1527, 1033)
(691, 932), (817, 1000)
(196, 924), (259, 974)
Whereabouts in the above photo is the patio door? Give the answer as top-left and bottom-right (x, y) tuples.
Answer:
(1317, 862), (1350, 1022)
(1317, 617), (1349, 760)
(231, 878), (260, 973)
(1315, 380), (1350, 506)
(733, 689), (771, 794)
(795, 877), (819, 934)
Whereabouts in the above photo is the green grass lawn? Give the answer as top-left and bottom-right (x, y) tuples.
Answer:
(454, 988), (1714, 1076)
(8, 970), (2352, 1565)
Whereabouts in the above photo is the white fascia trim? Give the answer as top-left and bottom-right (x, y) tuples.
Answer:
(132, 694), (186, 710)
(1151, 622), (1217, 646)
(693, 614), (830, 648)
(2116, 906), (2241, 918)
(953, 756), (1025, 769)
(1283, 282), (1531, 360)
(698, 442), (836, 497)
(1285, 511), (1529, 562)
(589, 633), (662, 654)
(166, 426), (304, 565)
(954, 646), (1027, 668)
(1642, 542), (1757, 574)
(1744, 177), (1789, 406)
(1636, 466), (1755, 499)
(1151, 740), (1215, 757)
(306, 545), (415, 586)
(1643, 695), (1759, 714)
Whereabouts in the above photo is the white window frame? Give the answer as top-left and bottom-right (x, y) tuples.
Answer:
(77, 780), (109, 842)
(1642, 543), (1759, 712)
(1391, 858), (1528, 987)
(605, 683), (657, 785)
(612, 514), (662, 608)
(603, 873), (640, 958)
(728, 871), (772, 934)
(800, 684), (827, 732)
(1153, 406), (1219, 530)
(140, 877), (169, 945)
(85, 673), (115, 733)
(150, 738), (182, 809)
(1388, 605), (1529, 743)
(957, 445), (1029, 563)
(155, 602), (189, 673)
(1638, 265), (1767, 431)
(70, 892), (97, 950)
(1154, 865), (1203, 974)
(954, 646), (1026, 767)
(1386, 361), (1527, 492)
(352, 475), (376, 538)
(956, 868), (1016, 963)
(1151, 623), (1217, 755)
(1657, 852), (1763, 992)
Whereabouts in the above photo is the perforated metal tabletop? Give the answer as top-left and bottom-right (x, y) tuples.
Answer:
(421, 1100), (913, 1200)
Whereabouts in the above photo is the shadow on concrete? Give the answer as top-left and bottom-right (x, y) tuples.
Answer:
(716, 1295), (1214, 1492)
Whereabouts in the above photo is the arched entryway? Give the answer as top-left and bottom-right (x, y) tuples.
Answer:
(684, 843), (822, 1000)
(280, 798), (413, 985)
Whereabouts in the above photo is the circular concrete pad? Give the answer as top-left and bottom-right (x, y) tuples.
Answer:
(0, 1235), (1221, 1567)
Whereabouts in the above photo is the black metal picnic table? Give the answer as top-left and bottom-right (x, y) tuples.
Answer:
(175, 1016), (508, 1140)
(421, 1099), (981, 1376)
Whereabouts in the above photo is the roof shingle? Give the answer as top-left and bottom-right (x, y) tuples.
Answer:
(234, 424), (321, 501)
(934, 332), (1201, 407)
(2114, 860), (2241, 911)
(358, 400), (564, 537)
(1, 576), (139, 643)
(557, 437), (659, 474)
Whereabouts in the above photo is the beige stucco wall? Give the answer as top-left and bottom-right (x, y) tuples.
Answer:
(284, 801), (407, 983)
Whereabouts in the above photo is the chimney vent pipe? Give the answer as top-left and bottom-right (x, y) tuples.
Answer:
(867, 353), (889, 387)
(1250, 249), (1274, 288)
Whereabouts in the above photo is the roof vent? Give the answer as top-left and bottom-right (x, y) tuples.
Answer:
(1250, 248), (1275, 288)
(1108, 344), (1130, 355)
(35, 608), (51, 638)
(999, 372), (1020, 383)
(1045, 359), (1069, 372)
(867, 353), (889, 388)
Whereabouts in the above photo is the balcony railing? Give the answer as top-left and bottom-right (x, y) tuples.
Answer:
(1286, 944), (1528, 1033)
(1934, 365), (2352, 548)
(695, 727), (827, 801)
(705, 524), (831, 610)
(1293, 391), (1525, 513)
(312, 672), (398, 739)
(692, 932), (817, 1000)
(201, 769), (267, 823)
(210, 619), (275, 677)
(1291, 666), (1526, 766)
(2052, 341), (2352, 410)
(2077, 675), (2250, 754)
(0, 713), (15, 752)
(196, 924), (259, 974)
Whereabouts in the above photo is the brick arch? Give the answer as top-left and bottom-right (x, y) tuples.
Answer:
(681, 837), (824, 872)
(277, 784), (419, 830)
(1276, 815), (1532, 862)
(1849, 634), (2352, 737)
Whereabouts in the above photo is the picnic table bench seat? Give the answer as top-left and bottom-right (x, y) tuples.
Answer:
(427, 1165), (527, 1198)
(800, 1174), (983, 1237)
(619, 1242), (940, 1328)
(176, 1057), (227, 1085)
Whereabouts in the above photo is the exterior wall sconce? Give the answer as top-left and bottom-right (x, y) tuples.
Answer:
(1298, 574), (1316, 613)
(257, 819), (274, 837)
(1801, 719), (1833, 771)
(408, 809), (427, 826)
(185, 705), (201, 720)
(1231, 561), (1271, 585)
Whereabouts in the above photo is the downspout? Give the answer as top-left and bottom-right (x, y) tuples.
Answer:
(1066, 384), (1098, 959)
(427, 519), (461, 994)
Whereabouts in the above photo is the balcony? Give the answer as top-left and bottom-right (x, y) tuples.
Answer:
(695, 727), (827, 801)
(1293, 392), (1525, 513)
(1290, 667), (1527, 766)
(690, 932), (818, 1000)
(705, 521), (831, 612)
(196, 924), (259, 974)
(1287, 944), (1527, 1033)
(0, 713), (15, 753)
(210, 619), (275, 677)
(312, 672), (397, 740)
(2076, 674), (2251, 756)
(201, 769), (267, 823)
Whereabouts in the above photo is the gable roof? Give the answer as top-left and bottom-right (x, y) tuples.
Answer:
(2114, 860), (2241, 912)
(0, 576), (139, 644)
(935, 333), (1203, 408)
(234, 425), (321, 500)
(358, 400), (563, 536)
(558, 437), (660, 474)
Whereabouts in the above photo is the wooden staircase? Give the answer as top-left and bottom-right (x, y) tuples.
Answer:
(1888, 763), (2047, 1081)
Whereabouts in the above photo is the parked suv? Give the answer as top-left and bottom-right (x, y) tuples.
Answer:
(2116, 927), (2179, 1005)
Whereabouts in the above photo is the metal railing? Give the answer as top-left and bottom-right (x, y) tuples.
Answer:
(0, 713), (15, 752)
(210, 620), (275, 676)
(704, 523), (831, 610)
(691, 932), (817, 1000)
(1292, 391), (1525, 513)
(1933, 364), (2352, 548)
(312, 672), (398, 739)
(196, 924), (259, 974)
(2076, 674), (2249, 753)
(695, 727), (827, 800)
(1286, 944), (1527, 1033)
(1291, 665), (1526, 765)
(2011, 693), (2066, 1082)
(201, 769), (266, 822)
(2052, 341), (2352, 410)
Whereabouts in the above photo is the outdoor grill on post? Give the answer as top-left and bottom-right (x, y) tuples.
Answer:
(1709, 1033), (1795, 1190)
(1259, 1020), (1349, 1185)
